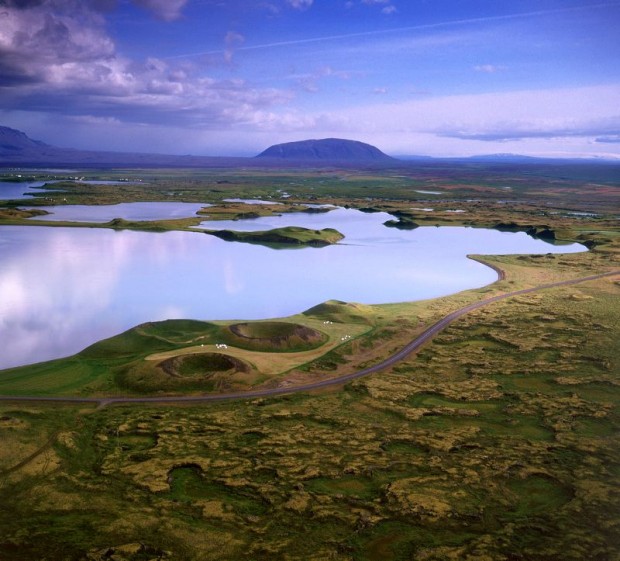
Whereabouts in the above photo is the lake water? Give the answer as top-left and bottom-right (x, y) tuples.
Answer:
(29, 202), (208, 222)
(0, 179), (139, 202)
(0, 207), (585, 370)
(0, 180), (48, 200)
(223, 198), (281, 205)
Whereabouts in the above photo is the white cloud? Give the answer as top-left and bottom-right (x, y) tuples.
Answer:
(224, 31), (245, 63)
(291, 65), (355, 92)
(360, 0), (397, 12)
(344, 28), (490, 56)
(287, 0), (313, 9)
(68, 114), (122, 126)
(259, 3), (280, 15)
(473, 64), (505, 73)
(237, 84), (620, 158)
(131, 0), (188, 21)
(596, 135), (620, 144)
(76, 83), (614, 158)
(316, 84), (620, 140)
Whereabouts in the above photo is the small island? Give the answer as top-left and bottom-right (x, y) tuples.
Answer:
(383, 210), (420, 230)
(203, 226), (344, 247)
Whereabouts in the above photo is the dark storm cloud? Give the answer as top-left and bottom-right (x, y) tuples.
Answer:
(0, 0), (46, 8)
(0, 0), (115, 85)
(0, 0), (294, 129)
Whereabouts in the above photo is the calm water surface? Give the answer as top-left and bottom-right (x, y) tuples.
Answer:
(0, 179), (141, 202)
(0, 208), (585, 369)
(0, 181), (48, 200)
(223, 198), (281, 205)
(29, 202), (208, 222)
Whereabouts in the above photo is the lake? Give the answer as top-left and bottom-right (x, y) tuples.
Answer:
(0, 179), (141, 202)
(0, 180), (49, 200)
(0, 207), (585, 370)
(29, 202), (208, 222)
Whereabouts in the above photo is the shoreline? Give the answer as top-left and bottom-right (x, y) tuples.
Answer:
(1, 268), (616, 406)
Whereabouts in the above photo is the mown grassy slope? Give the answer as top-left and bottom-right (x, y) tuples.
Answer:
(0, 319), (336, 396)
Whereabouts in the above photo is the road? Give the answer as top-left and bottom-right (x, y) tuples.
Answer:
(1, 269), (618, 408)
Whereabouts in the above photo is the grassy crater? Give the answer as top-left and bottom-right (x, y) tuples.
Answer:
(159, 352), (251, 379)
(117, 352), (255, 393)
(223, 321), (328, 352)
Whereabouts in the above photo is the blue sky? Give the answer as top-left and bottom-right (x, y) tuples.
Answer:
(1, 0), (619, 158)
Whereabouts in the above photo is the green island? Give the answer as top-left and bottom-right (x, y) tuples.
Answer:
(203, 226), (344, 246)
(0, 163), (619, 561)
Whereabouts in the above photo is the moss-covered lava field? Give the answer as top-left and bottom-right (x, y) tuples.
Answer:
(0, 162), (619, 560)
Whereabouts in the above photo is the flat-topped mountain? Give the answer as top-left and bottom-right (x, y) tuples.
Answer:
(256, 138), (395, 162)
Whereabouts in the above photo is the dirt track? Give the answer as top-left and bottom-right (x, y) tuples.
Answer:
(1, 269), (618, 408)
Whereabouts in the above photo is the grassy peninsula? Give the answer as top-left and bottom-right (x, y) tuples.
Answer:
(203, 225), (344, 247)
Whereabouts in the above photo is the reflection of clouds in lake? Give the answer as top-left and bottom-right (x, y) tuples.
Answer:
(28, 202), (206, 223)
(386, 262), (496, 294)
(0, 270), (28, 316)
(0, 228), (134, 368)
(0, 228), (211, 368)
(0, 215), (586, 370)
(223, 260), (244, 294)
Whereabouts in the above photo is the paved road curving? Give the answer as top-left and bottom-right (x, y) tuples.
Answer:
(1, 269), (618, 408)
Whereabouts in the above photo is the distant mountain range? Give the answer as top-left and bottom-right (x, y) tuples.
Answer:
(397, 153), (543, 162)
(0, 125), (248, 167)
(0, 127), (397, 166)
(0, 125), (616, 167)
(0, 126), (49, 152)
(397, 152), (619, 164)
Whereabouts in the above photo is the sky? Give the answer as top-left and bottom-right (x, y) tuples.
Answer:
(1, 0), (619, 158)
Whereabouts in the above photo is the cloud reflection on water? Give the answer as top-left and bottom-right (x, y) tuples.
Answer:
(0, 211), (585, 370)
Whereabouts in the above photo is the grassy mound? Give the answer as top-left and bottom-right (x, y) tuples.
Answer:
(159, 352), (251, 378)
(117, 352), (254, 393)
(2, 317), (332, 396)
(303, 299), (376, 325)
(80, 320), (220, 359)
(223, 321), (328, 352)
